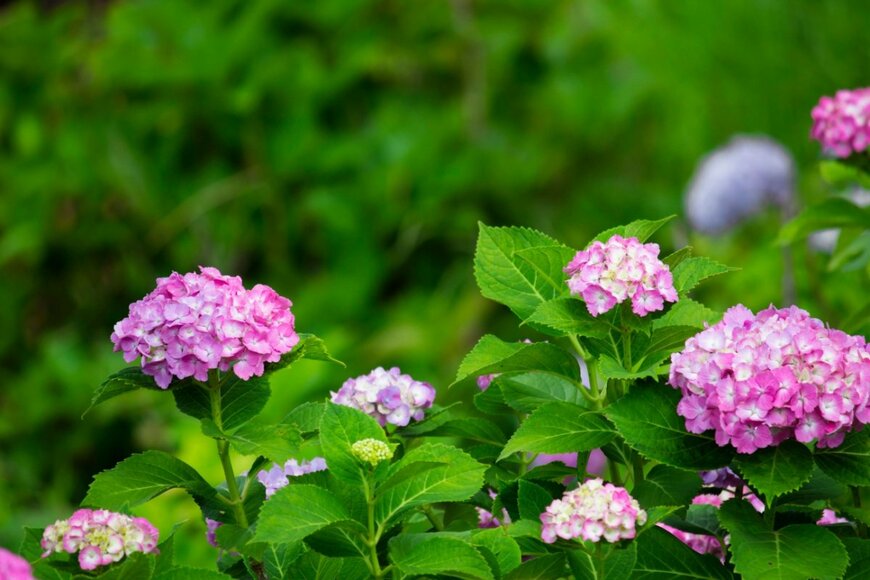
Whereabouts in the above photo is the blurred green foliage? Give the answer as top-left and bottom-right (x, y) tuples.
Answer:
(1, 0), (867, 569)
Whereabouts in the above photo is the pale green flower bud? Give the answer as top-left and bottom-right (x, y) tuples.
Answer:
(351, 438), (393, 466)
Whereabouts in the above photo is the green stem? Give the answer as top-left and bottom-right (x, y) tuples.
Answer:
(568, 334), (601, 407)
(421, 504), (444, 531)
(608, 459), (623, 487)
(594, 542), (606, 580)
(208, 372), (248, 529)
(631, 452), (645, 487)
(363, 473), (386, 579)
(622, 329), (632, 370)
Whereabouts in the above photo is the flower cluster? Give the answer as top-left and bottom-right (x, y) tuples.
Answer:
(564, 235), (678, 317)
(540, 479), (647, 544)
(684, 136), (795, 235)
(0, 547), (32, 580)
(817, 509), (850, 526)
(811, 87), (870, 158)
(351, 438), (393, 465)
(257, 457), (328, 498)
(331, 367), (435, 427)
(670, 304), (870, 453)
(41, 509), (159, 571)
(111, 267), (299, 388)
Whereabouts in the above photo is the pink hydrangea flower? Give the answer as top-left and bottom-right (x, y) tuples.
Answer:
(670, 305), (870, 453)
(540, 478), (647, 544)
(111, 267), (299, 388)
(41, 509), (159, 571)
(0, 547), (33, 580)
(657, 522), (725, 561)
(331, 367), (435, 427)
(564, 235), (677, 317)
(817, 509), (850, 526)
(811, 88), (870, 158)
(476, 489), (511, 529)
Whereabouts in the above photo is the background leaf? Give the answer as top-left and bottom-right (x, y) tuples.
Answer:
(499, 402), (615, 460)
(252, 484), (352, 545)
(733, 441), (813, 501)
(389, 534), (494, 580)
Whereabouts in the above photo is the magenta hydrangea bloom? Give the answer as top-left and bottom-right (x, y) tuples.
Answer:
(540, 478), (647, 544)
(41, 509), (159, 571)
(564, 235), (677, 317)
(670, 305), (870, 454)
(0, 547), (33, 580)
(111, 266), (299, 388)
(331, 367), (435, 427)
(811, 87), (870, 158)
(817, 509), (850, 526)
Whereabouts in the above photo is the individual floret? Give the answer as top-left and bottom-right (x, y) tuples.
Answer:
(540, 478), (646, 544)
(0, 547), (33, 580)
(331, 367), (435, 427)
(40, 509), (159, 571)
(670, 304), (870, 453)
(564, 235), (677, 317)
(811, 88), (870, 158)
(111, 266), (299, 388)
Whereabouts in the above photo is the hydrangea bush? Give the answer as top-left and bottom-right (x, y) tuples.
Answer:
(5, 93), (869, 580)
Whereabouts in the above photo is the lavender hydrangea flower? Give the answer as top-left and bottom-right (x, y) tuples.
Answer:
(565, 235), (677, 317)
(540, 479), (646, 544)
(0, 547), (33, 580)
(331, 367), (435, 427)
(476, 489), (511, 529)
(256, 457), (327, 498)
(670, 305), (870, 453)
(41, 509), (159, 571)
(111, 267), (299, 388)
(684, 136), (795, 235)
(811, 88), (870, 158)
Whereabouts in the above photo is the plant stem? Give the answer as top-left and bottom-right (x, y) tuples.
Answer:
(568, 334), (602, 407)
(631, 452), (645, 487)
(594, 542), (606, 579)
(208, 371), (248, 528)
(363, 473), (386, 579)
(852, 486), (868, 538)
(421, 504), (444, 531)
(608, 459), (623, 487)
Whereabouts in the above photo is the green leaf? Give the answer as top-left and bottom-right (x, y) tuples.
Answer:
(153, 567), (233, 579)
(504, 553), (567, 579)
(497, 371), (589, 413)
(633, 465), (702, 508)
(567, 550), (596, 580)
(605, 384), (734, 470)
(389, 534), (494, 580)
(633, 526), (733, 579)
(473, 383), (513, 415)
(19, 528), (71, 580)
(517, 480), (554, 521)
(252, 484), (352, 545)
(223, 421), (303, 463)
(82, 450), (221, 515)
(472, 529), (522, 576)
(474, 223), (573, 320)
(319, 403), (387, 487)
(719, 499), (848, 580)
(778, 467), (847, 506)
(819, 159), (870, 188)
(172, 374), (270, 431)
(635, 325), (698, 368)
(405, 417), (506, 446)
(599, 354), (662, 381)
(83, 366), (166, 417)
(375, 443), (486, 528)
(591, 216), (676, 245)
(653, 298), (720, 330)
(92, 553), (155, 580)
(514, 245), (577, 296)
(671, 257), (734, 294)
(282, 401), (326, 434)
(265, 333), (344, 373)
(262, 543), (306, 580)
(453, 335), (581, 386)
(524, 297), (610, 338)
(305, 521), (370, 559)
(603, 543), (637, 580)
(662, 246), (694, 269)
(843, 538), (870, 580)
(499, 402), (616, 460)
(778, 197), (870, 244)
(734, 441), (813, 501)
(814, 429), (870, 486)
(283, 553), (369, 580)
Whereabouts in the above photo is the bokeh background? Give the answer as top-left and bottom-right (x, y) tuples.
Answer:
(1, 0), (867, 569)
